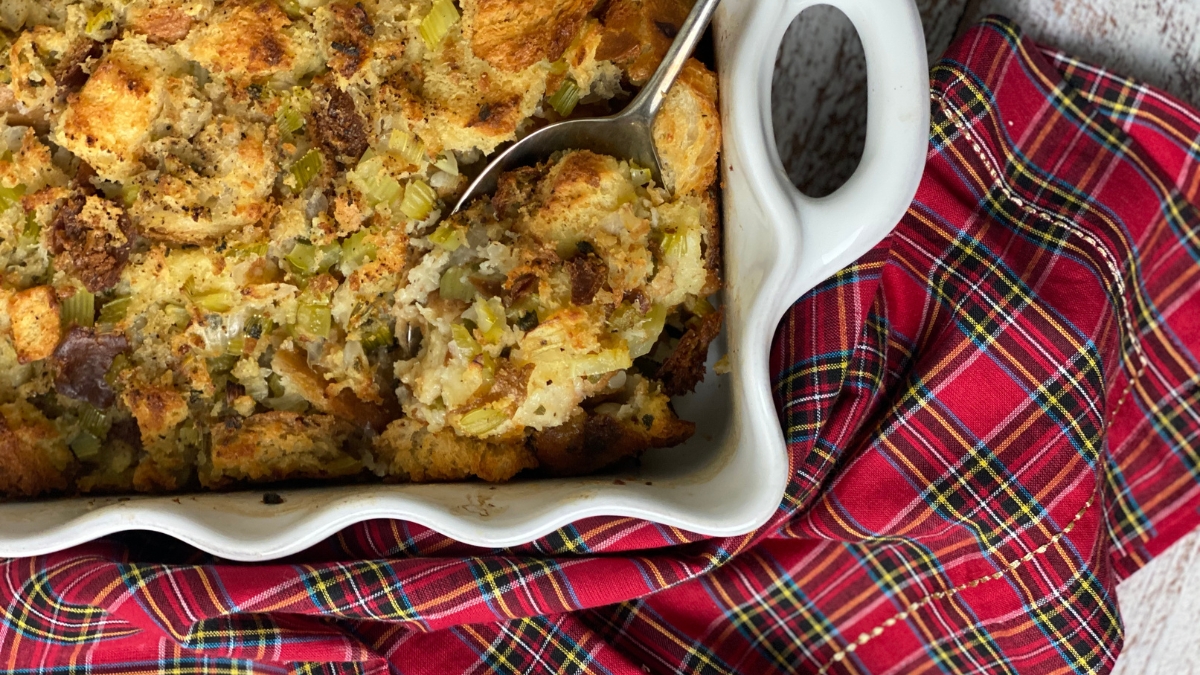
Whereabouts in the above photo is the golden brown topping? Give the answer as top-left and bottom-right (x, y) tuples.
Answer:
(52, 327), (129, 408)
(123, 385), (189, 445)
(310, 84), (369, 166)
(8, 286), (60, 364)
(599, 0), (692, 86)
(470, 0), (593, 73)
(657, 309), (722, 396)
(49, 193), (135, 293)
(323, 1), (375, 78)
(183, 0), (299, 79)
(55, 39), (164, 182)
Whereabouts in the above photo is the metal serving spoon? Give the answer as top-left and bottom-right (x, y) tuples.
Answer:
(452, 0), (722, 213)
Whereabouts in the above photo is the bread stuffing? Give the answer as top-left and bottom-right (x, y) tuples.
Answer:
(0, 0), (722, 498)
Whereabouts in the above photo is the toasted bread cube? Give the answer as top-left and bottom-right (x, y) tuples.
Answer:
(181, 0), (321, 83)
(55, 37), (166, 182)
(374, 417), (536, 483)
(652, 58), (720, 195)
(204, 411), (360, 487)
(123, 384), (189, 444)
(0, 401), (71, 498)
(8, 285), (60, 363)
(598, 0), (692, 86)
(469, 0), (594, 72)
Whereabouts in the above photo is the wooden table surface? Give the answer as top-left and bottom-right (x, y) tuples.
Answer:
(771, 1), (1200, 671)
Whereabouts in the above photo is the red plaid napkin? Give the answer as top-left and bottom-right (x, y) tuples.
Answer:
(5, 17), (1200, 674)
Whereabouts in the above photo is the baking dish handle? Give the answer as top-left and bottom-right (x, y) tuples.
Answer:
(776, 0), (929, 304)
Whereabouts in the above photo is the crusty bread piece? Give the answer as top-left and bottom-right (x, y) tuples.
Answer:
(469, 0), (594, 73)
(652, 58), (720, 196)
(0, 400), (72, 498)
(532, 375), (693, 476)
(8, 286), (59, 363)
(598, 0), (692, 86)
(205, 411), (360, 486)
(55, 36), (166, 182)
(123, 383), (189, 444)
(375, 417), (537, 483)
(179, 0), (321, 84)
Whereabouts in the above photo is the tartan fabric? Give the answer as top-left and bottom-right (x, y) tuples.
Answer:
(5, 16), (1200, 673)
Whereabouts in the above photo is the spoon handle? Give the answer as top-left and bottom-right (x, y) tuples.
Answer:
(626, 0), (723, 122)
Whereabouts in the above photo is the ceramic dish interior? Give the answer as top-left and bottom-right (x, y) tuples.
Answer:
(0, 0), (928, 561)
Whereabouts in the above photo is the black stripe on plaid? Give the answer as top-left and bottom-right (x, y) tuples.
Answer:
(300, 561), (420, 621)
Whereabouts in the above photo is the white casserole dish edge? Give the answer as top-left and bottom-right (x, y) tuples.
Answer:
(0, 0), (928, 561)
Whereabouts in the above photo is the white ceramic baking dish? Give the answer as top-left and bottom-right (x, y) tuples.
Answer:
(0, 0), (928, 561)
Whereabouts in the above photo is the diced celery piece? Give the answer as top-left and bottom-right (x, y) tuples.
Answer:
(575, 347), (633, 377)
(121, 184), (141, 207)
(207, 354), (239, 375)
(286, 242), (320, 275)
(318, 243), (342, 272)
(296, 301), (332, 339)
(177, 423), (203, 447)
(434, 152), (458, 176)
(289, 149), (323, 194)
(0, 183), (26, 212)
(340, 231), (377, 271)
(98, 295), (131, 325)
(85, 7), (113, 34)
(473, 296), (506, 343)
(105, 354), (129, 387)
(227, 242), (269, 258)
(276, 105), (305, 136)
(428, 224), (462, 251)
(457, 407), (507, 437)
(61, 289), (95, 329)
(419, 0), (460, 49)
(610, 302), (667, 358)
(165, 304), (191, 328)
(194, 290), (236, 313)
(688, 296), (717, 317)
(388, 129), (425, 166)
(451, 323), (481, 358)
(439, 265), (476, 302)
(227, 336), (246, 356)
(629, 165), (652, 187)
(361, 322), (394, 351)
(661, 230), (689, 258)
(266, 391), (309, 412)
(78, 404), (112, 438)
(399, 180), (437, 220)
(242, 376), (269, 402)
(70, 431), (102, 461)
(547, 77), (581, 117)
(19, 212), (39, 245)
(477, 352), (496, 390)
(278, 0), (304, 17)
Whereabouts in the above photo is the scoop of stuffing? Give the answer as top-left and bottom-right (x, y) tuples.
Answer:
(0, 0), (723, 498)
